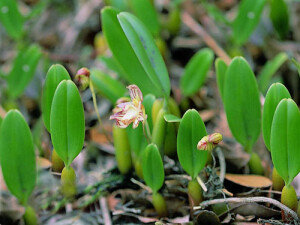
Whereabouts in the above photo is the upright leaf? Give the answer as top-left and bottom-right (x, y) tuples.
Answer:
(41, 64), (71, 132)
(262, 83), (290, 150)
(143, 94), (156, 132)
(291, 58), (300, 76)
(180, 48), (214, 96)
(0, 110), (36, 205)
(0, 0), (23, 39)
(50, 80), (85, 167)
(270, 0), (289, 39)
(257, 52), (288, 93)
(142, 144), (164, 193)
(232, 0), (266, 45)
(215, 58), (228, 100)
(271, 99), (300, 185)
(118, 12), (170, 98)
(101, 7), (170, 98)
(7, 45), (42, 98)
(129, 0), (160, 36)
(90, 69), (126, 104)
(177, 109), (207, 179)
(224, 57), (261, 150)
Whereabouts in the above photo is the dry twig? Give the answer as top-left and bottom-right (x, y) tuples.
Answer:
(181, 11), (231, 65)
(194, 197), (299, 222)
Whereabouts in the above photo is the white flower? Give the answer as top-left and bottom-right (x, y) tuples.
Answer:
(110, 85), (147, 129)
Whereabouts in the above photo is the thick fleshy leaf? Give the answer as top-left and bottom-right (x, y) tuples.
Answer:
(223, 57), (261, 150)
(126, 124), (147, 160)
(180, 48), (214, 96)
(7, 45), (42, 98)
(177, 109), (207, 179)
(262, 83), (290, 151)
(164, 114), (181, 123)
(142, 143), (164, 193)
(101, 7), (170, 98)
(118, 12), (170, 98)
(270, 0), (289, 39)
(0, 0), (23, 39)
(215, 58), (228, 100)
(129, 0), (160, 36)
(41, 64), (71, 132)
(105, 0), (129, 11)
(291, 58), (300, 76)
(232, 0), (267, 45)
(257, 53), (288, 93)
(271, 99), (300, 185)
(0, 110), (36, 205)
(50, 80), (85, 167)
(143, 94), (156, 132)
(90, 69), (126, 104)
(99, 56), (127, 79)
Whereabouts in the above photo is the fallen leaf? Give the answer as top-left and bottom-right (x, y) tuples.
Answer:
(37, 157), (52, 170)
(223, 173), (272, 188)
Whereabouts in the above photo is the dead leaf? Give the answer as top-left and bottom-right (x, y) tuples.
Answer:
(166, 215), (190, 223)
(37, 157), (52, 170)
(224, 173), (272, 188)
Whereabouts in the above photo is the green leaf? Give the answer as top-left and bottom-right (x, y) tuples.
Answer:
(180, 48), (214, 96)
(270, 0), (289, 39)
(177, 109), (207, 179)
(99, 56), (127, 79)
(129, 0), (160, 36)
(101, 7), (170, 98)
(262, 83), (290, 151)
(271, 99), (300, 185)
(0, 110), (36, 205)
(90, 69), (127, 103)
(257, 52), (288, 93)
(118, 12), (170, 98)
(7, 45), (42, 98)
(223, 57), (261, 150)
(0, 0), (23, 40)
(291, 58), (300, 76)
(105, 0), (129, 11)
(143, 94), (156, 132)
(232, 0), (267, 45)
(215, 58), (228, 100)
(41, 64), (71, 132)
(126, 124), (147, 160)
(50, 80), (85, 167)
(142, 143), (164, 193)
(164, 114), (181, 123)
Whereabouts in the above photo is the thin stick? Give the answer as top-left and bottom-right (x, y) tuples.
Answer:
(181, 11), (231, 65)
(130, 178), (152, 193)
(100, 197), (112, 225)
(215, 147), (226, 183)
(194, 197), (299, 221)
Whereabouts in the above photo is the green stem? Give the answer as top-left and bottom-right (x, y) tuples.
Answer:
(142, 120), (151, 144)
(89, 81), (113, 145)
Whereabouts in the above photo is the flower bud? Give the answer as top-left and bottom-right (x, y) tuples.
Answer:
(75, 67), (90, 90)
(197, 133), (222, 151)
